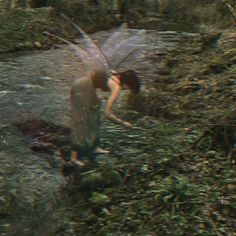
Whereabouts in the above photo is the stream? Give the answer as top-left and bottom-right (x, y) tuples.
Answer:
(0, 27), (202, 235)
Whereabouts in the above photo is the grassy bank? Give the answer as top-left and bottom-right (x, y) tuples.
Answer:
(0, 7), (118, 53)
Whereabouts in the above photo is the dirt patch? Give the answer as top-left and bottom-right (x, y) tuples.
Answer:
(16, 119), (71, 162)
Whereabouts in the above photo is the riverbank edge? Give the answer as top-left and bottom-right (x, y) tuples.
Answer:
(0, 7), (123, 54)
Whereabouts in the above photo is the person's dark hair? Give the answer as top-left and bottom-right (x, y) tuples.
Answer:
(119, 70), (140, 94)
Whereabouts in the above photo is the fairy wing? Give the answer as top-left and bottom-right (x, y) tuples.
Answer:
(46, 18), (146, 74)
(101, 23), (130, 59)
(75, 22), (147, 72)
(44, 31), (104, 71)
(103, 29), (146, 70)
(61, 14), (111, 73)
(76, 26), (111, 72)
(63, 16), (146, 72)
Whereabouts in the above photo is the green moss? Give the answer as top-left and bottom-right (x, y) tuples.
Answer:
(89, 192), (110, 207)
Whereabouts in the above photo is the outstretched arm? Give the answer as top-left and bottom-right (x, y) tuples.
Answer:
(104, 82), (132, 128)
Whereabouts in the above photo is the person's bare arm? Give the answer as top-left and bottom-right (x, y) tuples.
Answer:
(104, 85), (132, 128)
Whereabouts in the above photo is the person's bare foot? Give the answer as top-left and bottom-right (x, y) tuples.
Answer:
(93, 147), (110, 154)
(71, 150), (86, 166)
(71, 159), (86, 167)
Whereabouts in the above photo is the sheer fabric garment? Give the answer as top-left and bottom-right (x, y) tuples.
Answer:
(70, 76), (101, 153)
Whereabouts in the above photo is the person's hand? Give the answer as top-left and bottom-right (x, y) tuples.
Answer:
(123, 121), (132, 128)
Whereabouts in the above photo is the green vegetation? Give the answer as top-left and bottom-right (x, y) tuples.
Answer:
(0, 0), (235, 52)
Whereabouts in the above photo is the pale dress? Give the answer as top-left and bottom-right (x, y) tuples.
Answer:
(70, 75), (101, 155)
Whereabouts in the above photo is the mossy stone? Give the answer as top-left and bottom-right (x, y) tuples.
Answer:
(81, 172), (105, 190)
(101, 166), (122, 187)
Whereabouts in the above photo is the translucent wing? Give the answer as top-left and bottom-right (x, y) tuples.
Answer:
(43, 31), (102, 71)
(45, 17), (146, 75)
(61, 14), (111, 73)
(106, 29), (147, 69)
(62, 16), (146, 72)
(80, 28), (111, 72)
(101, 23), (130, 59)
